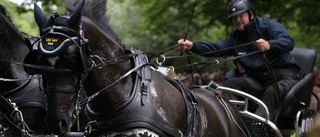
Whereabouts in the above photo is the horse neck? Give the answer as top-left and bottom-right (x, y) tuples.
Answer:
(0, 15), (30, 91)
(82, 19), (134, 112)
(84, 49), (134, 113)
(0, 38), (30, 93)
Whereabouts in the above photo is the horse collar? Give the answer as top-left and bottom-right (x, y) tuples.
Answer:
(83, 48), (182, 137)
(1, 76), (31, 96)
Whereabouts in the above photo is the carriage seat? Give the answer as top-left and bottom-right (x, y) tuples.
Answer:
(278, 47), (317, 128)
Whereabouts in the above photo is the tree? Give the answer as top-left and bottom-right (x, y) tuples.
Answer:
(5, 0), (320, 68)
(112, 0), (320, 68)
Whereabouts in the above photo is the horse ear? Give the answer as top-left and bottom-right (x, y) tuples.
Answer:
(67, 0), (85, 30)
(34, 3), (48, 30)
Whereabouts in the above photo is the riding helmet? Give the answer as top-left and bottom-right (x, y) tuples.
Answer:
(227, 0), (254, 19)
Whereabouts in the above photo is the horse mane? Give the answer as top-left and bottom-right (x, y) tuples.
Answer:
(0, 4), (15, 30)
(0, 4), (8, 15)
(63, 0), (123, 47)
(0, 4), (26, 38)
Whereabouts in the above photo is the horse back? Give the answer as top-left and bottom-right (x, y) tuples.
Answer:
(191, 88), (249, 137)
(152, 72), (249, 137)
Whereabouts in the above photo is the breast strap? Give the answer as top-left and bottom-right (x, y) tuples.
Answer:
(1, 75), (46, 110)
(84, 48), (182, 136)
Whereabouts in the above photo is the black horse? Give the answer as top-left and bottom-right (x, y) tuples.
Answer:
(28, 0), (250, 136)
(0, 4), (47, 136)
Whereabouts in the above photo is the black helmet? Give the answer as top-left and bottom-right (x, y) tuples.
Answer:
(227, 0), (254, 19)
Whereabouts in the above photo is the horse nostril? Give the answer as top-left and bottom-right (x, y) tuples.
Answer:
(59, 119), (69, 134)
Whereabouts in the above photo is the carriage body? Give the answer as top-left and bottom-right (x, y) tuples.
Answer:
(201, 47), (319, 137)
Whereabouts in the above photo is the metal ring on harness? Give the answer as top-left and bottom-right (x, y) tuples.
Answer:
(166, 66), (177, 79)
(156, 55), (165, 66)
(90, 55), (105, 69)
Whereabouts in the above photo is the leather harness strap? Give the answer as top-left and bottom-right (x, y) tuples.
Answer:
(0, 75), (46, 135)
(84, 48), (182, 136)
(133, 49), (152, 106)
(133, 48), (201, 137)
(1, 75), (46, 110)
(164, 76), (200, 136)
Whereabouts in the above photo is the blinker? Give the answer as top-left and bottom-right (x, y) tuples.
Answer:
(39, 25), (81, 57)
(39, 34), (79, 57)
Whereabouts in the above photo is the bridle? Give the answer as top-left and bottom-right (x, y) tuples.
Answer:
(37, 15), (90, 131)
(37, 16), (153, 132)
(148, 41), (262, 82)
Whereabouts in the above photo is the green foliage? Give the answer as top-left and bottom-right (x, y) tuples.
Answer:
(110, 0), (320, 69)
(1, 0), (66, 37)
(3, 0), (320, 70)
(1, 0), (37, 36)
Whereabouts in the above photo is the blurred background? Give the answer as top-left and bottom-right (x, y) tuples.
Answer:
(2, 0), (320, 76)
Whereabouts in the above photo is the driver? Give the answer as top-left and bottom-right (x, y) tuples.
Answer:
(177, 0), (300, 122)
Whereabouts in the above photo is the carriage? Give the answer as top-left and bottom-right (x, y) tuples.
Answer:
(212, 47), (320, 137)
(0, 0), (319, 137)
(158, 47), (319, 137)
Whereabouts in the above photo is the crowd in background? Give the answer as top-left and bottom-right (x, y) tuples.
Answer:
(312, 66), (320, 109)
(177, 69), (225, 88)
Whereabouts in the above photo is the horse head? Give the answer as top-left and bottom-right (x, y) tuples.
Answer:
(32, 1), (86, 134)
(32, 0), (136, 135)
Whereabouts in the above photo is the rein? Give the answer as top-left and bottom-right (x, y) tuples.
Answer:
(158, 41), (257, 59)
(0, 75), (42, 82)
(147, 41), (259, 82)
(81, 59), (155, 105)
(0, 58), (73, 73)
(179, 49), (263, 82)
(1, 76), (31, 96)
(262, 53), (281, 122)
(85, 52), (142, 73)
(148, 41), (257, 64)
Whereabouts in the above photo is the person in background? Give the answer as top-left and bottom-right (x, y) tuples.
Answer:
(177, 0), (300, 122)
(313, 66), (320, 88)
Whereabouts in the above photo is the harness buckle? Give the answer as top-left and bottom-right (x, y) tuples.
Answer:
(141, 80), (150, 106)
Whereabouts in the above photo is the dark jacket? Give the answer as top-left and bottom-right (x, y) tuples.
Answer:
(190, 17), (299, 72)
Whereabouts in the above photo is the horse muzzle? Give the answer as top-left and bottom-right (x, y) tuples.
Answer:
(46, 112), (73, 135)
(45, 86), (77, 135)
